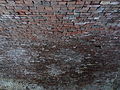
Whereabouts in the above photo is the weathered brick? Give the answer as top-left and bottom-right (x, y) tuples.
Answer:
(0, 0), (120, 90)
(15, 0), (24, 4)
(0, 0), (7, 3)
(100, 1), (111, 5)
(0, 0), (119, 40)
(110, 1), (120, 5)
(76, 1), (84, 5)
(5, 6), (14, 9)
(44, 6), (53, 11)
(67, 5), (76, 10)
(15, 10), (29, 15)
(58, 1), (67, 5)
(24, 0), (33, 5)
(96, 7), (104, 12)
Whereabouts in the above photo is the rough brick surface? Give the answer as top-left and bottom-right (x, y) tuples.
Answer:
(0, 0), (119, 41)
(0, 0), (120, 90)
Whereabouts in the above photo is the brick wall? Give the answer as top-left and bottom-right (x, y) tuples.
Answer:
(0, 0), (120, 41)
(0, 1), (120, 89)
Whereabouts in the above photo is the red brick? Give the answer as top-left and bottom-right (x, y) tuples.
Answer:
(16, 10), (29, 15)
(15, 0), (24, 4)
(24, 0), (33, 5)
(44, 6), (53, 11)
(76, 1), (84, 5)
(0, 26), (4, 31)
(58, 1), (67, 5)
(67, 1), (76, 5)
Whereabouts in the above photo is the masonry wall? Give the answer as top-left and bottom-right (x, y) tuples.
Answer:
(0, 0), (119, 42)
(0, 0), (120, 89)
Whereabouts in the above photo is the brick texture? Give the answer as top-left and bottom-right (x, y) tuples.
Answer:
(0, 0), (119, 41)
(0, 0), (120, 89)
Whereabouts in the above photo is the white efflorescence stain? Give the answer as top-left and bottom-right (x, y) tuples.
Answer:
(47, 64), (64, 76)
(7, 47), (28, 64)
